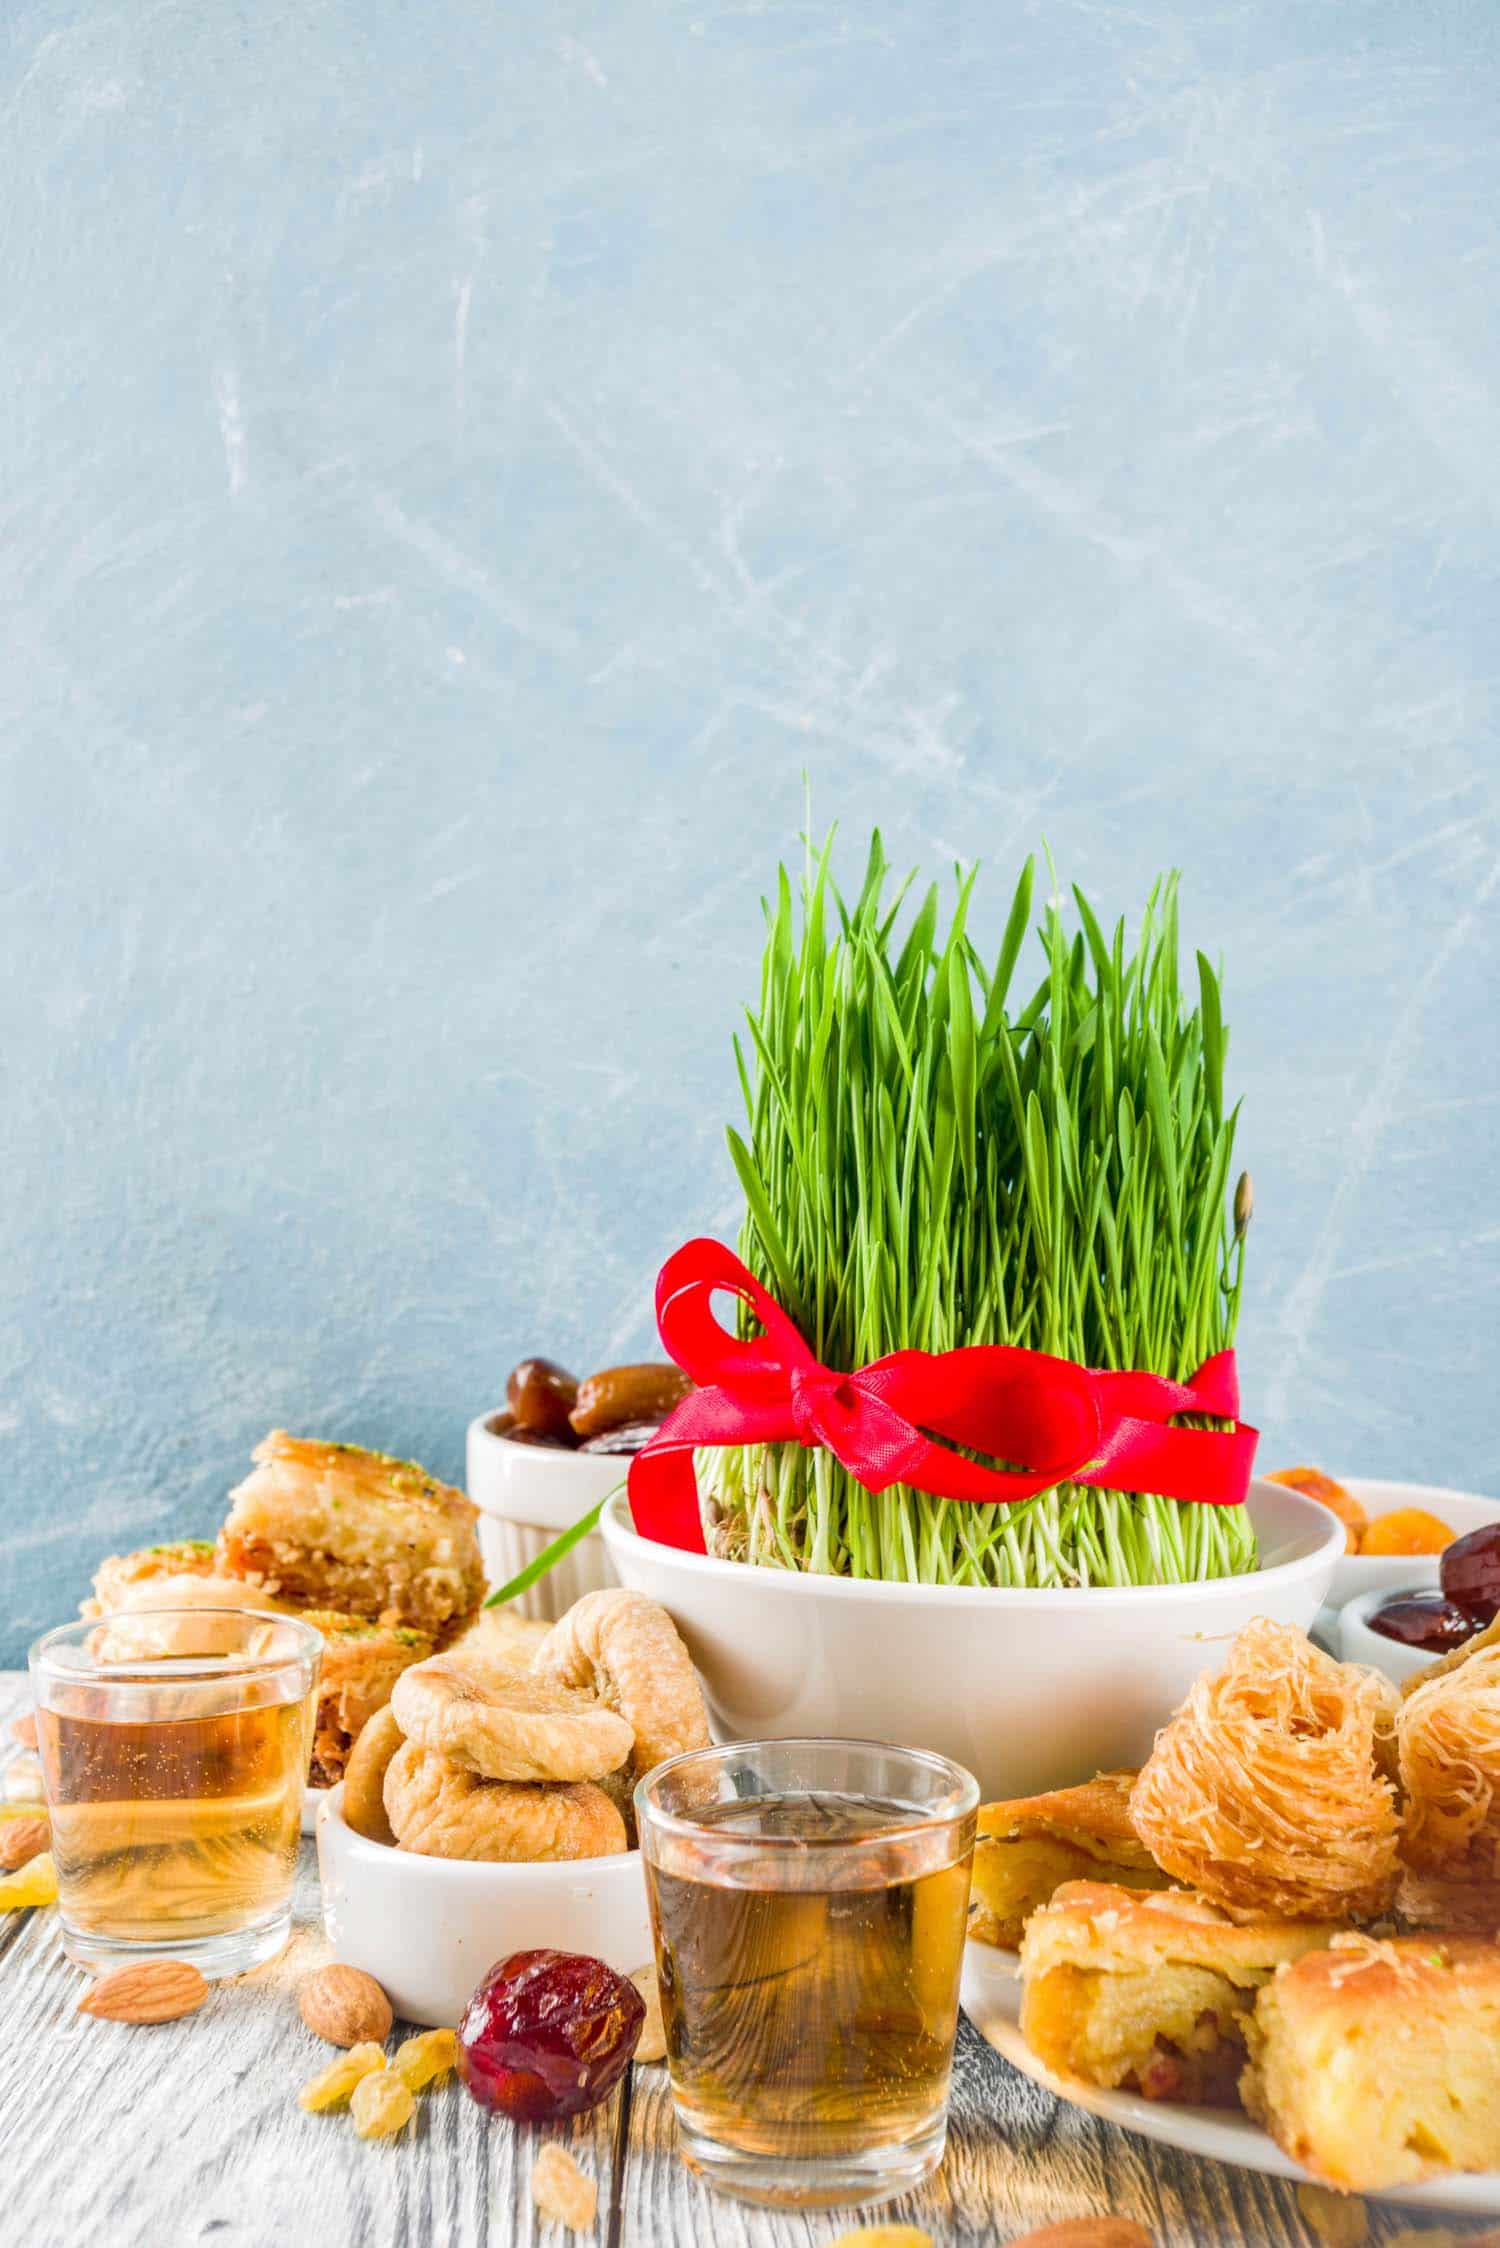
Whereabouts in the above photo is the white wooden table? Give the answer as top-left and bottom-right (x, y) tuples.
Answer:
(0, 1673), (1472, 2247)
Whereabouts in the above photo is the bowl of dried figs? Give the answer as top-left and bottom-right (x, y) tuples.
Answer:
(316, 1587), (709, 2024)
(467, 1356), (691, 1619)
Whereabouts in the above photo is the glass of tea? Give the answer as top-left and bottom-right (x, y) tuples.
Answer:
(637, 1737), (978, 2210)
(30, 1609), (321, 1977)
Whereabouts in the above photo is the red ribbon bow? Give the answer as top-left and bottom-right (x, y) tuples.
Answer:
(627, 1239), (1259, 1554)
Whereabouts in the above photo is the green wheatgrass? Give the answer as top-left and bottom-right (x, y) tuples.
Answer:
(694, 831), (1257, 1589)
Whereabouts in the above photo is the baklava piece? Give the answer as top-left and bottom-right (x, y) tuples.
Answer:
(83, 1540), (282, 1619)
(1244, 1934), (1500, 2192)
(217, 1431), (484, 1638)
(1019, 1881), (1338, 2106)
(969, 1772), (1168, 1949)
(300, 1610), (434, 1790)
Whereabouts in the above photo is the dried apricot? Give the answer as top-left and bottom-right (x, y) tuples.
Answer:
(1266, 1467), (1366, 1552)
(1360, 1508), (1453, 1557)
(350, 2067), (415, 2139)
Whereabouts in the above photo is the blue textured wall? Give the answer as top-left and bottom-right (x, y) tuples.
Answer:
(4, 2), (1498, 1659)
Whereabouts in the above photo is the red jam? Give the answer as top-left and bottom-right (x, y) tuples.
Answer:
(1366, 1594), (1475, 1654)
(457, 1948), (645, 2121)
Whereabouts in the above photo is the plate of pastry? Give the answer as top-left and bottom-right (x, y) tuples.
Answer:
(966, 1616), (1500, 2212)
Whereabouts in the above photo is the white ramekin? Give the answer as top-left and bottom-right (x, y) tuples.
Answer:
(315, 1785), (652, 2027)
(466, 1411), (625, 1620)
(1335, 1580), (1463, 1686)
(600, 1479), (1342, 1802)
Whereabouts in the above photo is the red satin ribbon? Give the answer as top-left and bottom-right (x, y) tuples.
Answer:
(627, 1239), (1259, 1554)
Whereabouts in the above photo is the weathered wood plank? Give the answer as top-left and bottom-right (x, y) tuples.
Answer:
(625, 2013), (1462, 2246)
(0, 1675), (623, 2248)
(0, 1671), (1477, 2245)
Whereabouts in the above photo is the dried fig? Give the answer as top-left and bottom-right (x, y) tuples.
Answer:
(384, 1741), (627, 1862)
(391, 1651), (632, 1784)
(531, 1589), (709, 1780)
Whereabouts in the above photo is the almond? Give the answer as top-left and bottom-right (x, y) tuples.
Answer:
(77, 1959), (209, 2024)
(8, 1713), (37, 1750)
(298, 1963), (393, 2047)
(0, 1815), (49, 1872)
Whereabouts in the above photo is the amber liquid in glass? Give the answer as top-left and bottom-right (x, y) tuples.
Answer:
(650, 1791), (971, 2160)
(38, 1692), (308, 1943)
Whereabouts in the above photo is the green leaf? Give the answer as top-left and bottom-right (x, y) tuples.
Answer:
(726, 1125), (799, 1306)
(484, 1495), (611, 1606)
(1196, 950), (1225, 1129)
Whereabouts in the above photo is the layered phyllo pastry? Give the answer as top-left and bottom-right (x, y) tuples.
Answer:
(1244, 1934), (1500, 2191)
(217, 1431), (483, 1638)
(83, 1540), (281, 1620)
(299, 1610), (434, 1789)
(1019, 1881), (1338, 2106)
(969, 1772), (1168, 1950)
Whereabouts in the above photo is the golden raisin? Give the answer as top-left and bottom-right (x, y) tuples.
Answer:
(829, 2230), (934, 2248)
(530, 2144), (597, 2232)
(0, 1851), (57, 1910)
(350, 2067), (415, 2140)
(393, 2026), (458, 2091)
(297, 2040), (387, 2112)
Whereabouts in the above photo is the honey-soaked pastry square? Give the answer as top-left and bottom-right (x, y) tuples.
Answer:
(391, 1650), (633, 1784)
(1243, 1933), (1500, 2192)
(1019, 1880), (1340, 2107)
(217, 1430), (484, 1638)
(383, 1740), (627, 1862)
(971, 1772), (1167, 1950)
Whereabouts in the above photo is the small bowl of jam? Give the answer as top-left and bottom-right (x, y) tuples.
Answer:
(1337, 1521), (1500, 1683)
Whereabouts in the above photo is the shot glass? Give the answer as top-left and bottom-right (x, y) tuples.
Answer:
(30, 1609), (321, 1977)
(637, 1737), (978, 2210)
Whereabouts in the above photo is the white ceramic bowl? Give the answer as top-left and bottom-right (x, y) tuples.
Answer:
(600, 1479), (1342, 1801)
(315, 1786), (652, 2026)
(1336, 1581), (1463, 1686)
(1325, 1477), (1500, 1609)
(466, 1411), (624, 1621)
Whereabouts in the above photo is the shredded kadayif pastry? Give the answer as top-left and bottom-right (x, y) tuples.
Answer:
(1398, 1645), (1500, 1924)
(1129, 1618), (1400, 1922)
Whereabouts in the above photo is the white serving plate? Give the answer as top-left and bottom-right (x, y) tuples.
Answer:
(467, 1411), (623, 1621)
(1326, 1477), (1500, 1609)
(971, 1961), (1500, 2214)
(601, 1479), (1341, 1803)
(315, 1784), (652, 2027)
